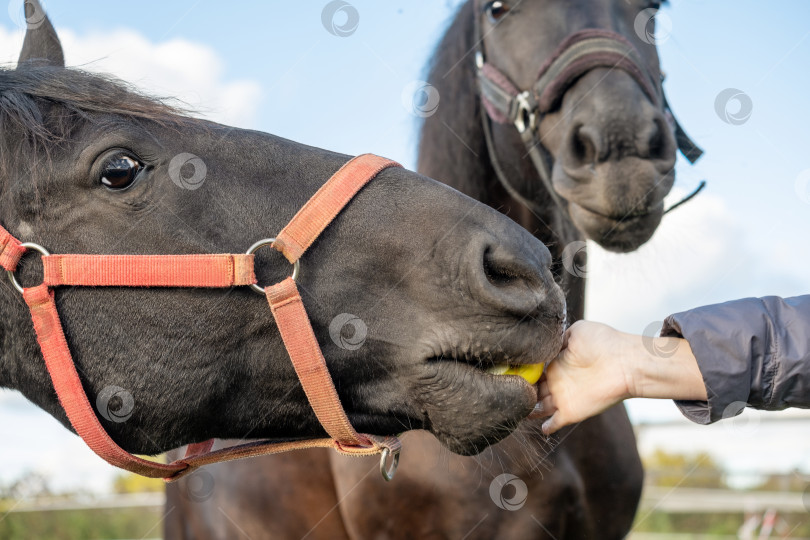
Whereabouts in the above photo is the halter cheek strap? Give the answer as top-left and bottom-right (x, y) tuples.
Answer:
(0, 153), (403, 482)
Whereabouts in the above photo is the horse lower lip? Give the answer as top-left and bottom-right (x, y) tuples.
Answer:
(572, 202), (651, 222)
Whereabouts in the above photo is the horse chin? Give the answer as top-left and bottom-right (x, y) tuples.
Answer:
(418, 327), (564, 456)
(427, 362), (538, 455)
(568, 201), (663, 253)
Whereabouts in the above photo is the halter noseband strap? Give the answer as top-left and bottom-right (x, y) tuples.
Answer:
(474, 14), (704, 217)
(0, 153), (402, 482)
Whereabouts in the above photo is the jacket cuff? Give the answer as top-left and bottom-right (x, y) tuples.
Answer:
(660, 297), (774, 424)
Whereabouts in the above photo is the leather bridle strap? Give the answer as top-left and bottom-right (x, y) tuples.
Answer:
(0, 225), (25, 270)
(1, 153), (402, 481)
(40, 254), (255, 287)
(265, 153), (403, 447)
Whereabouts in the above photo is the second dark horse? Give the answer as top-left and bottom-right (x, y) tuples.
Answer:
(167, 1), (699, 538)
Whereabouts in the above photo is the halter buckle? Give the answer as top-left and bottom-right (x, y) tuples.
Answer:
(7, 242), (50, 294)
(513, 91), (537, 134)
(246, 238), (300, 295)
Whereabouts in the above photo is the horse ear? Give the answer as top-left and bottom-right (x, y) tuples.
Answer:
(17, 0), (64, 68)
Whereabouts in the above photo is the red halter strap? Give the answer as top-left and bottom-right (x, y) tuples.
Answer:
(1, 153), (403, 481)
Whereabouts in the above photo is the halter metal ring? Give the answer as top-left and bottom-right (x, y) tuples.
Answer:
(379, 446), (400, 482)
(246, 238), (300, 295)
(513, 91), (537, 134)
(7, 242), (50, 294)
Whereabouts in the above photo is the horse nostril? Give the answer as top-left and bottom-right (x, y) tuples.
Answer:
(568, 125), (599, 170)
(476, 243), (551, 317)
(645, 117), (669, 161)
(483, 247), (519, 286)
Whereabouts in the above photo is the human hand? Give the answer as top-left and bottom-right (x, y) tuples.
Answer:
(537, 321), (635, 435)
(536, 319), (703, 435)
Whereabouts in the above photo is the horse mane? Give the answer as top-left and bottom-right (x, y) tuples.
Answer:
(0, 66), (196, 195)
(0, 66), (189, 143)
(417, 1), (494, 202)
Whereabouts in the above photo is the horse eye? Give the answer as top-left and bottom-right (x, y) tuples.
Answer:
(484, 1), (510, 24)
(100, 155), (142, 190)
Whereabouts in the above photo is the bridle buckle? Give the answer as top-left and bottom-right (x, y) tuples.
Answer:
(513, 91), (537, 134)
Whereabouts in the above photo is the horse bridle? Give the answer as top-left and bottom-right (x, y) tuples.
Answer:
(474, 7), (705, 217)
(0, 154), (402, 482)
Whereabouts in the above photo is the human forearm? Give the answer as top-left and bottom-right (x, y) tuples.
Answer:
(621, 333), (707, 401)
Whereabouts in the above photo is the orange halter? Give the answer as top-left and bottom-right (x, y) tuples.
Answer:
(0, 154), (402, 481)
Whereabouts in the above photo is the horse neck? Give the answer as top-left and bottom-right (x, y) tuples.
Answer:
(416, 1), (585, 322)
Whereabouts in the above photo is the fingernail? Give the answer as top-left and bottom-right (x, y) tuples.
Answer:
(541, 420), (551, 435)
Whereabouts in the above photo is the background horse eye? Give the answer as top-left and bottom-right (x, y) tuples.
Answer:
(100, 155), (142, 190)
(484, 1), (510, 24)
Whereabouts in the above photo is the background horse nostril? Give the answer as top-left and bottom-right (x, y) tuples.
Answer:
(569, 125), (598, 169)
(645, 117), (669, 161)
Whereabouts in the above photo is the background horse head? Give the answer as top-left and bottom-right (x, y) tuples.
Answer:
(420, 0), (692, 256)
(0, 3), (566, 464)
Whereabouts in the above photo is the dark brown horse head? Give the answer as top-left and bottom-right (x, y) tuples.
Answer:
(477, 0), (680, 252)
(0, 1), (566, 461)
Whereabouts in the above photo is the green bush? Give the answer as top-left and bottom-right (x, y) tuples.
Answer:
(0, 507), (164, 540)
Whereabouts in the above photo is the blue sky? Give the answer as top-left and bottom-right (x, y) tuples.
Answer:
(1, 0), (809, 491)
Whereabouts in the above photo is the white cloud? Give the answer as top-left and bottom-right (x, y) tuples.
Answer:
(0, 25), (262, 128)
(585, 186), (807, 336)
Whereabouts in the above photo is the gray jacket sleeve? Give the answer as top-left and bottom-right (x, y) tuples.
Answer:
(660, 295), (810, 424)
